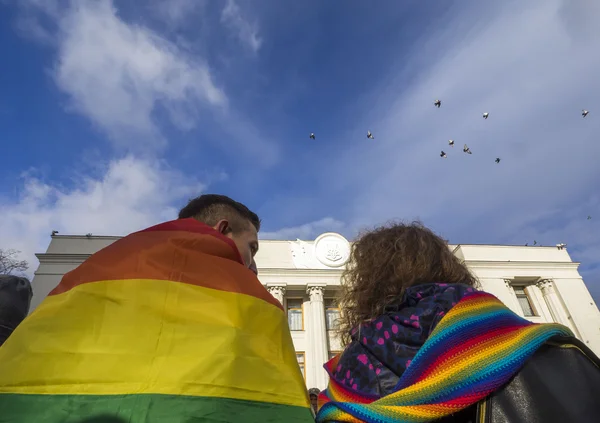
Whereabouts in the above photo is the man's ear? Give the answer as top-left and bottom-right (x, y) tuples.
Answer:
(214, 219), (231, 235)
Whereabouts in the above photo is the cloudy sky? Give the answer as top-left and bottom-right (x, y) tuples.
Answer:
(1, 0), (599, 301)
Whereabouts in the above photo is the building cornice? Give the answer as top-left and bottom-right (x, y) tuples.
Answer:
(464, 260), (580, 269)
(36, 253), (91, 263)
(36, 253), (580, 271)
(256, 268), (344, 276)
(50, 235), (122, 240)
(49, 234), (575, 250)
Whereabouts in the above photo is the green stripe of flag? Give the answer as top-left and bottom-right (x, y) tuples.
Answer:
(0, 393), (314, 423)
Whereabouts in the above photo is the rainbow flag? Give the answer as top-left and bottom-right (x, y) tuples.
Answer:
(317, 291), (574, 422)
(0, 219), (314, 423)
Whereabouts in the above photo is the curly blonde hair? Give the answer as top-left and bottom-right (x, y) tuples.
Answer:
(337, 221), (478, 346)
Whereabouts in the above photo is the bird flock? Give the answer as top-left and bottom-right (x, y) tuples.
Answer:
(433, 100), (590, 165)
(436, 100), (502, 164)
(433, 99), (593, 246)
(309, 100), (593, 250)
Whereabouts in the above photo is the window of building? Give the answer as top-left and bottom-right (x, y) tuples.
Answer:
(296, 352), (305, 380)
(514, 286), (536, 317)
(329, 351), (341, 360)
(287, 299), (304, 331)
(325, 299), (340, 331)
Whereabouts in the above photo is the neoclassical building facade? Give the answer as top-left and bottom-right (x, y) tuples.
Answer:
(29, 231), (600, 391)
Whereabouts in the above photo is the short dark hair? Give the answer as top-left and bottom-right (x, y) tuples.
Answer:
(178, 194), (261, 233)
(308, 388), (320, 397)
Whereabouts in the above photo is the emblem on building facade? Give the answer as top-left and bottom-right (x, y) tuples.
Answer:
(325, 243), (343, 262)
(314, 233), (351, 268)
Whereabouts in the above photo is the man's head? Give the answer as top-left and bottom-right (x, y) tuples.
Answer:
(178, 194), (261, 274)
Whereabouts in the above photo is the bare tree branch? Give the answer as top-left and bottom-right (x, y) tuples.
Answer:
(0, 249), (29, 275)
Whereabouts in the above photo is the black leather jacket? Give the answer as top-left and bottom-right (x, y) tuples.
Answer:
(0, 275), (32, 346)
(442, 336), (600, 423)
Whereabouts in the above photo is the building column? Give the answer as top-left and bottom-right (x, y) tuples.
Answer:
(266, 284), (286, 306)
(536, 279), (581, 338)
(307, 285), (329, 390)
(503, 279), (524, 317)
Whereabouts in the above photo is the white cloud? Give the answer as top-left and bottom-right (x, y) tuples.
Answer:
(57, 0), (226, 149)
(261, 217), (346, 240)
(12, 0), (280, 164)
(12, 0), (60, 45)
(18, 0), (226, 151)
(149, 0), (203, 28)
(14, 15), (55, 45)
(0, 156), (207, 278)
(221, 0), (262, 53)
(313, 0), (600, 295)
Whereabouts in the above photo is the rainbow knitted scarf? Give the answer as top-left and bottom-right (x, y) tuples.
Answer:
(316, 291), (573, 423)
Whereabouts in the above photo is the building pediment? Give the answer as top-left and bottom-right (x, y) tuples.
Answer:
(289, 232), (351, 269)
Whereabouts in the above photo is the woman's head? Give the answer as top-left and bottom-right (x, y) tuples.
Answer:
(337, 221), (478, 345)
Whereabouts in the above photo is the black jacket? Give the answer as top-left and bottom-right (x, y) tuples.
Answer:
(0, 275), (32, 346)
(442, 336), (600, 423)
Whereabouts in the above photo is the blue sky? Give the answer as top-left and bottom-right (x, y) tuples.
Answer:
(1, 0), (600, 302)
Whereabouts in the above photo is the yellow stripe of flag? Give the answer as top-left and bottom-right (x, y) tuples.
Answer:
(0, 279), (307, 409)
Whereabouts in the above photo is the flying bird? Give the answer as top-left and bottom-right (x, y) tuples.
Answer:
(367, 131), (374, 139)
(533, 240), (537, 246)
(448, 139), (454, 147)
(483, 112), (489, 119)
(495, 158), (501, 163)
(588, 215), (592, 220)
(440, 151), (447, 158)
(582, 109), (589, 118)
(463, 144), (472, 154)
(434, 99), (441, 108)
(309, 133), (315, 140)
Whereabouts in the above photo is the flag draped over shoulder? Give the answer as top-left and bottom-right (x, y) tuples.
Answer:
(316, 292), (574, 422)
(0, 219), (314, 423)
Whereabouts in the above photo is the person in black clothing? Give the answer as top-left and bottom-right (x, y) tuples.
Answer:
(0, 275), (33, 346)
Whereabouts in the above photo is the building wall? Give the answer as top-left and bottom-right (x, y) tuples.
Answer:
(29, 233), (600, 391)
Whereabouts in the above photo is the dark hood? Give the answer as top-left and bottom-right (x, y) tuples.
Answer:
(0, 275), (33, 346)
(329, 283), (475, 398)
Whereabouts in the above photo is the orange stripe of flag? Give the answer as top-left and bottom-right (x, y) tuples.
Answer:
(49, 219), (282, 309)
(136, 218), (244, 264)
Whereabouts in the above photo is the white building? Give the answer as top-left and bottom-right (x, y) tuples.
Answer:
(30, 232), (600, 391)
